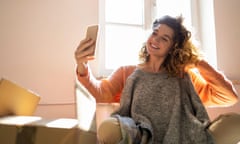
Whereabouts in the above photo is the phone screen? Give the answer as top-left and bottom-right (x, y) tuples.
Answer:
(86, 25), (99, 56)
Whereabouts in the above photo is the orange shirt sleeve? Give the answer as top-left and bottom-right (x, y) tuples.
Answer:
(77, 65), (136, 103)
(188, 60), (238, 107)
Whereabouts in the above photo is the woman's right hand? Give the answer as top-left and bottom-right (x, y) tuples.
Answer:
(75, 37), (96, 75)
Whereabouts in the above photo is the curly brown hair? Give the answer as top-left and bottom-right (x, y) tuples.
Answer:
(139, 15), (202, 77)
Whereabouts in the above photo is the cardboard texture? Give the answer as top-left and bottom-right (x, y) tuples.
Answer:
(0, 116), (97, 144)
(0, 78), (40, 116)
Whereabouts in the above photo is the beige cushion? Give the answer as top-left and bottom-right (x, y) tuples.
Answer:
(209, 112), (240, 144)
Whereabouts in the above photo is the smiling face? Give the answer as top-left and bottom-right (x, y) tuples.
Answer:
(146, 24), (174, 60)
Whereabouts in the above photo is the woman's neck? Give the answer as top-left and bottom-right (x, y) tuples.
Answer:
(140, 58), (165, 73)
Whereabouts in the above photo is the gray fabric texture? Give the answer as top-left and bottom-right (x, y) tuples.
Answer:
(112, 69), (215, 144)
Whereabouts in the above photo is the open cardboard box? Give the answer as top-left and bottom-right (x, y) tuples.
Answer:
(0, 116), (97, 144)
(0, 78), (97, 143)
(0, 78), (40, 116)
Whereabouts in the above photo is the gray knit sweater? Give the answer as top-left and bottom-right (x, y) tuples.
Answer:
(112, 69), (214, 144)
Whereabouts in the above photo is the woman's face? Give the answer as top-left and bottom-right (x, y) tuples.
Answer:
(146, 24), (174, 59)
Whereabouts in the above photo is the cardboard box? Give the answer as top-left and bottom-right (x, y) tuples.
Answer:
(0, 78), (40, 116)
(0, 116), (97, 144)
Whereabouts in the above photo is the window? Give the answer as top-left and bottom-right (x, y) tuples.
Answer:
(98, 0), (146, 76)
(155, 0), (191, 28)
(97, 0), (216, 77)
(104, 0), (145, 68)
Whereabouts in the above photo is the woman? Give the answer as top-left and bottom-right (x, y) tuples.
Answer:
(75, 15), (238, 143)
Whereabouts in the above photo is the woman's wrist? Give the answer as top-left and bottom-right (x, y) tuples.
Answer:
(77, 63), (89, 77)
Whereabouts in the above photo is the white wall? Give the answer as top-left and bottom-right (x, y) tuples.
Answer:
(214, 0), (240, 80)
(0, 0), (98, 118)
(206, 0), (240, 120)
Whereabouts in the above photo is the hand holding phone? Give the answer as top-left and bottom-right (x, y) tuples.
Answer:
(86, 25), (99, 56)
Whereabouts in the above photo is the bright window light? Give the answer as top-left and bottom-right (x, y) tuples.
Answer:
(75, 85), (96, 131)
(0, 116), (42, 125)
(105, 25), (145, 69)
(155, 0), (192, 27)
(105, 0), (144, 25)
(46, 118), (78, 129)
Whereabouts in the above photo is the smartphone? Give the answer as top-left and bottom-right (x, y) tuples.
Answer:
(86, 25), (99, 56)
